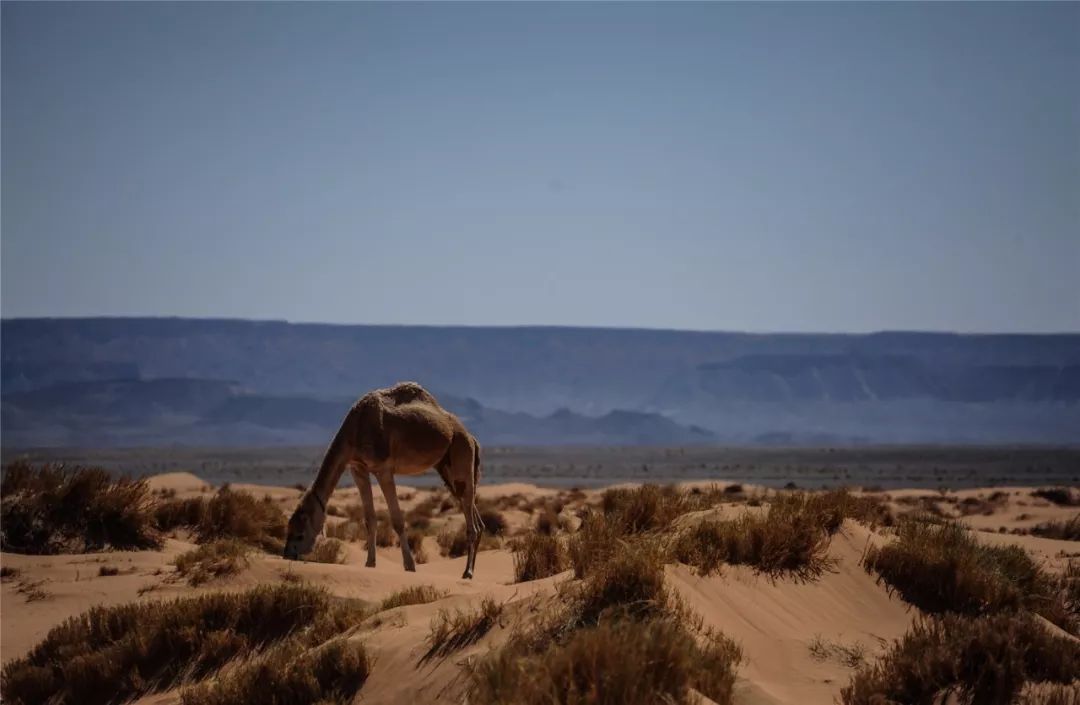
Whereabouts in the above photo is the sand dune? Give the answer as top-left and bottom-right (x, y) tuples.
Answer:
(3, 478), (1077, 704)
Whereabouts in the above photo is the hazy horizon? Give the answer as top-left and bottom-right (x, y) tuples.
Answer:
(3, 2), (1078, 333)
(3, 313), (1080, 337)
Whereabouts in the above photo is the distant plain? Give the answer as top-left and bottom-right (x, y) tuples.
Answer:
(4, 444), (1077, 491)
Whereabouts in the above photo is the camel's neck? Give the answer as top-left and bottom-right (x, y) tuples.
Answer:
(309, 413), (351, 508)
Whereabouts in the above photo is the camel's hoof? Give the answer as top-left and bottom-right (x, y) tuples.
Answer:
(365, 560), (376, 568)
(461, 570), (473, 580)
(405, 565), (416, 572)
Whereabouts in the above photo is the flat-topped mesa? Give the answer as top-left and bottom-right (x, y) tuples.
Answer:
(284, 382), (484, 579)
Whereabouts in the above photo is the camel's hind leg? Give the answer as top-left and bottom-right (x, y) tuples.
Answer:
(375, 470), (417, 572)
(442, 434), (482, 579)
(350, 466), (378, 568)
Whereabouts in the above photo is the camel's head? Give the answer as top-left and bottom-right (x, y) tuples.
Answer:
(283, 490), (325, 560)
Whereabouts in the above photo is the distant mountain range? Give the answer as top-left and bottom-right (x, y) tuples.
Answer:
(2, 318), (1078, 447)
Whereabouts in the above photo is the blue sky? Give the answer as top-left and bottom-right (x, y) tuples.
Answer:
(2, 2), (1077, 332)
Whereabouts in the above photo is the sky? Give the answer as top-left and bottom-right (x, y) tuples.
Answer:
(2, 2), (1077, 333)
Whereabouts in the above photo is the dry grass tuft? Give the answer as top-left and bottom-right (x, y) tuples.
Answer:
(437, 525), (469, 558)
(479, 508), (508, 536)
(154, 496), (208, 532)
(379, 585), (447, 611)
(372, 510), (395, 547)
(1, 462), (162, 554)
(470, 538), (740, 705)
(196, 487), (287, 553)
(534, 505), (559, 535)
(1015, 682), (1080, 705)
(841, 612), (1080, 705)
(406, 529), (429, 564)
(1030, 516), (1080, 541)
(513, 532), (567, 583)
(308, 538), (346, 564)
(863, 518), (1073, 632)
(173, 539), (252, 586)
(670, 493), (840, 580)
(468, 616), (741, 705)
(571, 541), (669, 627)
(599, 484), (695, 534)
(423, 597), (504, 662)
(567, 511), (621, 579)
(437, 524), (499, 558)
(179, 637), (369, 705)
(807, 635), (867, 667)
(1032, 488), (1079, 507)
(0, 583), (367, 705)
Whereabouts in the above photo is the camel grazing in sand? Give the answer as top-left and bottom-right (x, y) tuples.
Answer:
(283, 382), (484, 578)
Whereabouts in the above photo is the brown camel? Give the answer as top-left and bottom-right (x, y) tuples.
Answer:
(283, 382), (484, 578)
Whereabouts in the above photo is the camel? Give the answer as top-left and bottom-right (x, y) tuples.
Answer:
(283, 382), (484, 579)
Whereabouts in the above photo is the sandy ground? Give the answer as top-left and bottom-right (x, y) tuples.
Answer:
(2, 474), (1077, 705)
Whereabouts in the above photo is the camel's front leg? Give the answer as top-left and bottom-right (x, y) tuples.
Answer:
(375, 471), (417, 572)
(350, 466), (378, 568)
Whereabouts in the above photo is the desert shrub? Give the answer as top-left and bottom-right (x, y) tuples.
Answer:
(369, 509), (395, 546)
(863, 518), (1072, 631)
(842, 492), (896, 527)
(513, 533), (567, 583)
(479, 509), (507, 536)
(423, 597), (504, 662)
(562, 488), (588, 503)
(0, 462), (162, 554)
(379, 585), (447, 611)
(437, 525), (499, 558)
(600, 484), (692, 534)
(670, 495), (835, 580)
(468, 616), (741, 705)
(1032, 488), (1079, 507)
(174, 539), (252, 586)
(573, 542), (668, 627)
(535, 505), (562, 535)
(438, 525), (469, 557)
(770, 489), (880, 534)
(1, 565), (21, 580)
(405, 497), (438, 531)
(1030, 516), (1080, 541)
(325, 519), (362, 542)
(0, 583), (366, 705)
(841, 612), (1080, 705)
(180, 636), (369, 705)
(97, 566), (120, 577)
(309, 538), (345, 564)
(155, 496), (208, 531)
(567, 511), (621, 578)
(1015, 683), (1080, 705)
(471, 538), (739, 705)
(197, 487), (287, 553)
(1052, 560), (1080, 633)
(406, 529), (428, 564)
(326, 508), (397, 546)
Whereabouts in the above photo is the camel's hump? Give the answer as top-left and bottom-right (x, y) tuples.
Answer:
(355, 381), (440, 409)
